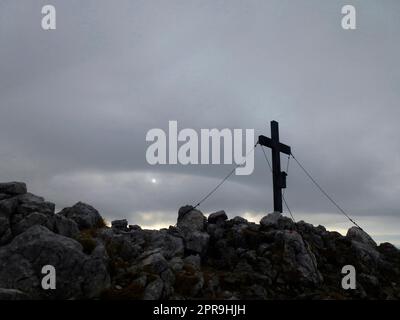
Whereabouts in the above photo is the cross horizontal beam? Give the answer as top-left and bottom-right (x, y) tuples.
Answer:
(258, 135), (291, 155)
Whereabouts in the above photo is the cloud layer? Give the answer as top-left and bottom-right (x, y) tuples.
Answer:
(1, 0), (400, 245)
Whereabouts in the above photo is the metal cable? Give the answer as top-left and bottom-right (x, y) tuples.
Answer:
(193, 143), (258, 209)
(290, 152), (364, 231)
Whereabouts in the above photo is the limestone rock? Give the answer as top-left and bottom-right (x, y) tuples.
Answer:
(346, 226), (377, 247)
(0, 182), (27, 196)
(111, 219), (128, 231)
(143, 277), (164, 300)
(260, 212), (294, 230)
(59, 202), (103, 230)
(177, 205), (206, 233)
(15, 193), (55, 216)
(0, 225), (109, 299)
(208, 210), (228, 224)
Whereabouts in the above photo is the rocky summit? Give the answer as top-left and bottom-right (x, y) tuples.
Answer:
(0, 181), (399, 300)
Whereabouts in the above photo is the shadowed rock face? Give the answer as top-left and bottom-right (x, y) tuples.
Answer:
(0, 182), (400, 300)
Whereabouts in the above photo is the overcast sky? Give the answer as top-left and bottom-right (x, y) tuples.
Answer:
(1, 0), (399, 245)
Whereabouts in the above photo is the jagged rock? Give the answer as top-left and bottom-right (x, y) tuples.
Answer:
(51, 214), (80, 238)
(12, 212), (79, 238)
(169, 257), (184, 272)
(112, 219), (128, 231)
(15, 193), (55, 216)
(143, 277), (164, 300)
(140, 252), (169, 274)
(346, 226), (377, 247)
(0, 182), (27, 196)
(184, 231), (209, 256)
(1, 181), (400, 300)
(0, 194), (11, 201)
(0, 217), (12, 245)
(149, 231), (184, 259)
(231, 216), (248, 224)
(0, 225), (110, 299)
(59, 202), (103, 230)
(13, 212), (48, 235)
(208, 210), (228, 224)
(260, 212), (294, 230)
(129, 224), (142, 231)
(351, 241), (380, 267)
(0, 198), (18, 218)
(177, 206), (209, 256)
(274, 230), (322, 285)
(177, 206), (206, 233)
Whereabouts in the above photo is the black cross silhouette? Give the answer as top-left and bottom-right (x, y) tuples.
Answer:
(258, 121), (291, 213)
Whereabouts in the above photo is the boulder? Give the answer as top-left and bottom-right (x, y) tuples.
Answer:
(177, 206), (206, 233)
(51, 214), (80, 238)
(111, 219), (128, 231)
(208, 210), (228, 224)
(0, 225), (110, 299)
(15, 193), (55, 217)
(149, 231), (184, 259)
(0, 198), (18, 218)
(0, 182), (27, 196)
(260, 212), (294, 230)
(0, 217), (12, 245)
(140, 252), (169, 274)
(143, 277), (164, 300)
(346, 226), (377, 247)
(12, 212), (48, 235)
(0, 194), (11, 201)
(12, 212), (79, 238)
(59, 202), (103, 230)
(231, 216), (248, 224)
(275, 230), (322, 285)
(184, 231), (209, 256)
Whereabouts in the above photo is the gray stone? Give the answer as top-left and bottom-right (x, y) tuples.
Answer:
(260, 212), (294, 229)
(0, 194), (11, 201)
(231, 216), (248, 224)
(12, 212), (48, 235)
(112, 219), (128, 231)
(15, 193), (55, 216)
(129, 224), (142, 231)
(52, 214), (80, 238)
(351, 241), (381, 267)
(59, 202), (103, 230)
(0, 182), (27, 196)
(0, 217), (12, 245)
(0, 225), (110, 299)
(143, 277), (164, 300)
(140, 252), (169, 274)
(177, 206), (206, 233)
(346, 226), (377, 247)
(208, 210), (228, 224)
(277, 230), (322, 284)
(169, 257), (184, 272)
(0, 198), (18, 218)
(184, 231), (209, 255)
(149, 232), (184, 259)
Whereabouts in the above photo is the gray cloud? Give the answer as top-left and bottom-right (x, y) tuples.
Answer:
(1, 0), (400, 245)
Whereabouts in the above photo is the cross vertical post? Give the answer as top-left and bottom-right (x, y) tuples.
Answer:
(258, 121), (291, 213)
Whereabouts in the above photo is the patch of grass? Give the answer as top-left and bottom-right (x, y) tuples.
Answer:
(76, 229), (97, 254)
